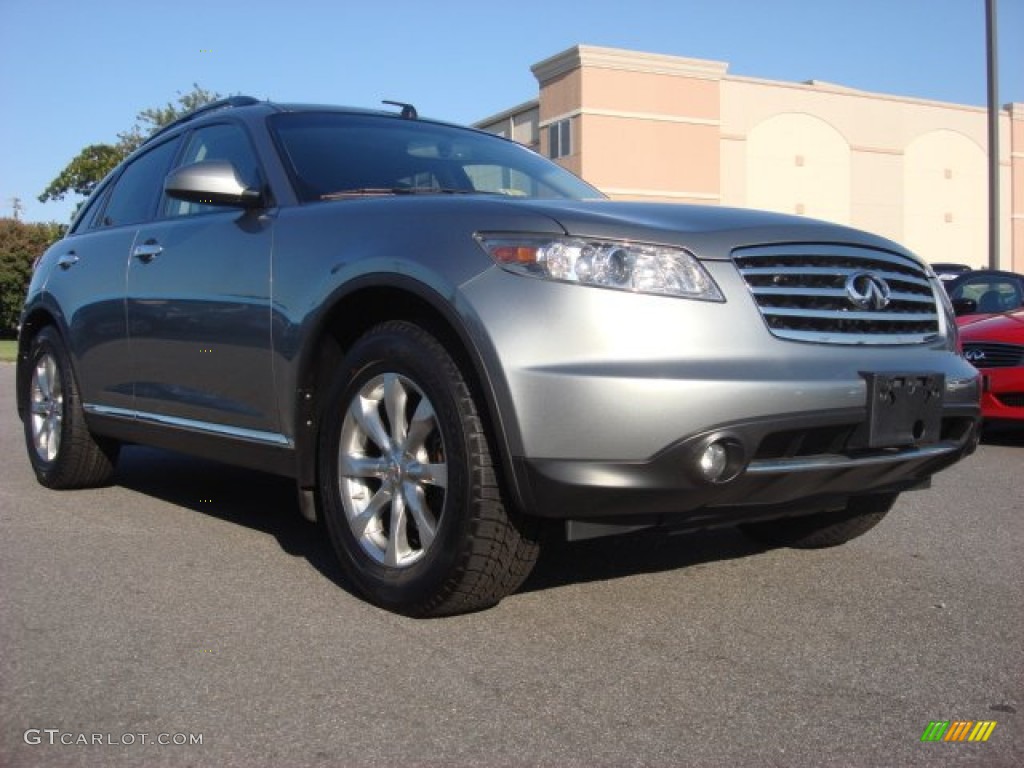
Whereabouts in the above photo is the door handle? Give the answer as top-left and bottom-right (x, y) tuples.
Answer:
(57, 252), (79, 270)
(133, 240), (163, 263)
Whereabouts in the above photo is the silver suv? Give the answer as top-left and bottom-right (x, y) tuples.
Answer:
(17, 97), (981, 615)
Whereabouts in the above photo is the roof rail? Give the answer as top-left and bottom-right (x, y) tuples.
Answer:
(382, 100), (418, 120)
(143, 95), (262, 145)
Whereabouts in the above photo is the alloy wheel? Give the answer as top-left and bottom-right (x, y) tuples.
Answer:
(337, 372), (448, 567)
(29, 352), (63, 462)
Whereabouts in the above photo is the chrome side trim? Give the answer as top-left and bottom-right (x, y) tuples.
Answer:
(83, 404), (292, 447)
(83, 404), (137, 419)
(746, 441), (958, 475)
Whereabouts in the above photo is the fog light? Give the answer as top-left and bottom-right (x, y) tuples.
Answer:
(698, 441), (729, 482)
(690, 436), (746, 485)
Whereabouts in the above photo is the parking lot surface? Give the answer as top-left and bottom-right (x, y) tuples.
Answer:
(1, 362), (1020, 767)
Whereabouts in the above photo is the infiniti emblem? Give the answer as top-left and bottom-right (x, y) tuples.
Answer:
(964, 348), (986, 363)
(845, 271), (891, 311)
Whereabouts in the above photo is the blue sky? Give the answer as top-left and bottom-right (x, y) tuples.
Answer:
(2, 0), (1022, 224)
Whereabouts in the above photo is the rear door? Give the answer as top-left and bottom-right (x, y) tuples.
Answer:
(48, 137), (183, 414)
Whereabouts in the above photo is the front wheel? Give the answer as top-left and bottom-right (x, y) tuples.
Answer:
(317, 321), (539, 616)
(740, 493), (898, 549)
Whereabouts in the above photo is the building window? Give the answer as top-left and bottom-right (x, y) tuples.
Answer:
(548, 119), (571, 159)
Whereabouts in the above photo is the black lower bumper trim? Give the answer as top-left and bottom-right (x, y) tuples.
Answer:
(517, 407), (980, 523)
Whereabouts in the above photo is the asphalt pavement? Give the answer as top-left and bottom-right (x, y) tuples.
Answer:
(1, 361), (1021, 767)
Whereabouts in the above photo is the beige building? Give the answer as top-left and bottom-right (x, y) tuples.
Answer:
(477, 45), (1024, 272)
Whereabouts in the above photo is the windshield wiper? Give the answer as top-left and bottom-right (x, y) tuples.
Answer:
(320, 187), (497, 200)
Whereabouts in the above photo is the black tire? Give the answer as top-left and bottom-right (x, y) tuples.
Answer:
(22, 326), (119, 489)
(317, 321), (539, 616)
(740, 493), (897, 549)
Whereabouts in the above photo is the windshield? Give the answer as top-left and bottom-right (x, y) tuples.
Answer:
(269, 112), (603, 202)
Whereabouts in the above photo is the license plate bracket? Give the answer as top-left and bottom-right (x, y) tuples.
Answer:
(857, 372), (945, 448)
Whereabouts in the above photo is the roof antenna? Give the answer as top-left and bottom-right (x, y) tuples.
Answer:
(382, 100), (418, 120)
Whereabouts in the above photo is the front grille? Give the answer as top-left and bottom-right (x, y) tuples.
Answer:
(752, 416), (975, 460)
(754, 424), (858, 460)
(995, 392), (1024, 408)
(962, 342), (1024, 369)
(733, 244), (940, 344)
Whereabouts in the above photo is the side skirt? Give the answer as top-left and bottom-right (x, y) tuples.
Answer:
(83, 405), (297, 479)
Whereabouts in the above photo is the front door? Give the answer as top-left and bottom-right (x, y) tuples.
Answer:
(125, 122), (280, 437)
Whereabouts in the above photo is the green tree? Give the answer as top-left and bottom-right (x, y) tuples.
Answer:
(0, 218), (67, 337)
(38, 85), (221, 205)
(37, 144), (125, 203)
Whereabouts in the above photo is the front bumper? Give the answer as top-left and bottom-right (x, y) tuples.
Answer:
(517, 405), (980, 523)
(460, 265), (981, 525)
(979, 367), (1024, 422)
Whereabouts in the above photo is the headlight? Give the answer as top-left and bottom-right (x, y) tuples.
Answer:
(476, 234), (724, 301)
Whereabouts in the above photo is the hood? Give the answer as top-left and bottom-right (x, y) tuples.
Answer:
(514, 199), (915, 261)
(958, 309), (1024, 342)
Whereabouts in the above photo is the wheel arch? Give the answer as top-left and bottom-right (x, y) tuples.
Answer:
(15, 307), (65, 423)
(291, 275), (530, 517)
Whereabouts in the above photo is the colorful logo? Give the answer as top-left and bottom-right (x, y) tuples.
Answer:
(921, 720), (997, 742)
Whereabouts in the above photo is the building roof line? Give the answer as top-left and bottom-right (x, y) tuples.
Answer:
(473, 98), (540, 129)
(531, 44), (728, 84)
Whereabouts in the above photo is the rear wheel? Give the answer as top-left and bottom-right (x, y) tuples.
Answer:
(317, 321), (539, 616)
(740, 493), (897, 549)
(23, 327), (119, 489)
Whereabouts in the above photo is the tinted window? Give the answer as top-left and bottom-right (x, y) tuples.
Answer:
(167, 123), (262, 217)
(951, 276), (1024, 313)
(269, 112), (600, 202)
(99, 138), (180, 228)
(70, 178), (112, 234)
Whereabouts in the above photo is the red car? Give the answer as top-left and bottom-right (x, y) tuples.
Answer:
(958, 309), (1024, 423)
(947, 269), (1024, 318)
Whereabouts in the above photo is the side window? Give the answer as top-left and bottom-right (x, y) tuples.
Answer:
(167, 123), (261, 217)
(70, 179), (112, 234)
(98, 138), (180, 228)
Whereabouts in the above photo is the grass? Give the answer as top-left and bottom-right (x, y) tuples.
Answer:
(0, 340), (17, 363)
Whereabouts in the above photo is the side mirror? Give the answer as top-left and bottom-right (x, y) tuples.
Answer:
(951, 298), (976, 316)
(165, 160), (263, 208)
